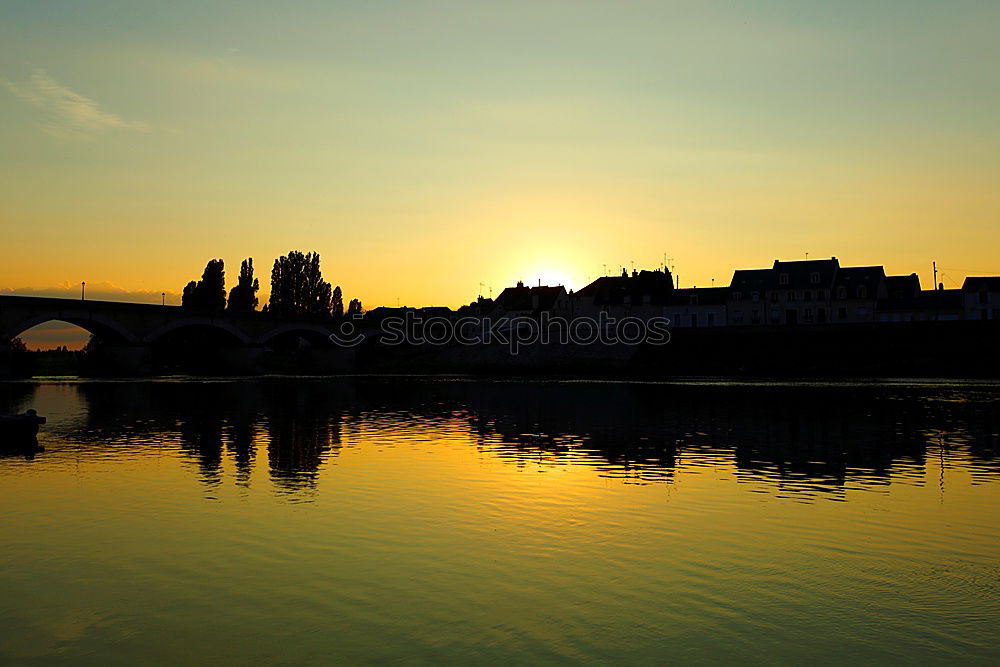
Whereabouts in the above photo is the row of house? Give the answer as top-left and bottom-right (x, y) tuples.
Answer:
(479, 257), (1000, 328)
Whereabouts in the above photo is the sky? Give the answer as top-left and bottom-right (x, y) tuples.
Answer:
(2, 1), (999, 347)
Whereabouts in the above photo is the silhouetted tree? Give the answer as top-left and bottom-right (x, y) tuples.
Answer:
(347, 298), (363, 316)
(332, 286), (344, 318)
(227, 258), (259, 313)
(182, 281), (198, 307)
(268, 251), (332, 317)
(200, 259), (227, 312)
(10, 337), (28, 353)
(181, 259), (226, 312)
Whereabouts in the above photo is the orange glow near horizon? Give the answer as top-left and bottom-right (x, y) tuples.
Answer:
(3, 2), (1000, 348)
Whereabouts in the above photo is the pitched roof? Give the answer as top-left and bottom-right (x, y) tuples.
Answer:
(729, 259), (841, 291)
(729, 268), (770, 293)
(833, 266), (886, 291)
(770, 258), (840, 288)
(885, 274), (921, 299)
(494, 285), (566, 312)
(962, 277), (1000, 291)
(575, 269), (674, 306)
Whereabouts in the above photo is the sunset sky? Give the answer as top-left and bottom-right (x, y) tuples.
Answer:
(2, 1), (999, 347)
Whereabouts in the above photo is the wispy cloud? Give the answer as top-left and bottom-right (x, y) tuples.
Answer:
(2, 281), (179, 305)
(3, 68), (149, 138)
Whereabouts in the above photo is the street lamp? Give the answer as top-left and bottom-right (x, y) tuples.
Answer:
(81, 281), (86, 301)
(162, 292), (165, 306)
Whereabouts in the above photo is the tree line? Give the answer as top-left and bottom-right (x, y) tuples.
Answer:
(181, 251), (362, 317)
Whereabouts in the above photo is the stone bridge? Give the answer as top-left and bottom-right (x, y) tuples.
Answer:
(0, 295), (351, 376)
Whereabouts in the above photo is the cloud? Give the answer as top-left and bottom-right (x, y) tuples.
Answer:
(3, 68), (149, 138)
(1, 281), (179, 305)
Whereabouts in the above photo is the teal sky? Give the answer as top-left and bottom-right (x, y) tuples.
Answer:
(2, 0), (999, 324)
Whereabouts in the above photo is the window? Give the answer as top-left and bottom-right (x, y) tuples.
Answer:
(983, 309), (989, 321)
(732, 310), (744, 323)
(856, 286), (867, 299)
(993, 308), (999, 320)
(751, 309), (760, 324)
(689, 295), (699, 305)
(786, 291), (796, 303)
(779, 273), (789, 285)
(980, 290), (989, 305)
(804, 307), (813, 321)
(857, 306), (869, 319)
(707, 313), (715, 326)
(804, 290), (812, 302)
(672, 313), (681, 327)
(733, 291), (743, 302)
(810, 272), (820, 284)
(690, 313), (698, 327)
(770, 291), (778, 303)
(770, 309), (781, 322)
(642, 294), (651, 305)
(837, 286), (847, 299)
(838, 307), (847, 320)
(751, 291), (760, 302)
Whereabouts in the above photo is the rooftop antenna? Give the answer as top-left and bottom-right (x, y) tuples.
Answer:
(933, 261), (939, 290)
(602, 263), (607, 276)
(630, 260), (635, 273)
(805, 252), (809, 260)
(711, 278), (715, 287)
(479, 282), (485, 298)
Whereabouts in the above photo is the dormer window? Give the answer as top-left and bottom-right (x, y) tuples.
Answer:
(856, 286), (867, 299)
(810, 272), (820, 284)
(689, 295), (699, 305)
(733, 291), (743, 302)
(837, 286), (847, 299)
(779, 273), (789, 285)
(751, 291), (760, 302)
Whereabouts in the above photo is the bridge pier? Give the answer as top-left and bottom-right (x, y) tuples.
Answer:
(218, 345), (265, 374)
(93, 344), (152, 376)
(303, 347), (357, 373)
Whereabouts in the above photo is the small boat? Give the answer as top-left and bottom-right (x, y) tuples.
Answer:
(0, 409), (46, 451)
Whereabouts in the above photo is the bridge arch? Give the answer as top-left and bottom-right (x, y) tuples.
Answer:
(2, 312), (138, 345)
(145, 318), (252, 345)
(257, 323), (336, 347)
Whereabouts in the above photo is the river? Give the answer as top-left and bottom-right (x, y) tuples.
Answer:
(1, 377), (998, 664)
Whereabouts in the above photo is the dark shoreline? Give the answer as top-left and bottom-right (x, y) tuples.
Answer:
(5, 320), (999, 380)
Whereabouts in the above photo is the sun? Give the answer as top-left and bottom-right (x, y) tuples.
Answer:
(524, 268), (576, 290)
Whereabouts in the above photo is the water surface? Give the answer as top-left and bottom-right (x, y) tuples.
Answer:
(1, 378), (998, 664)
